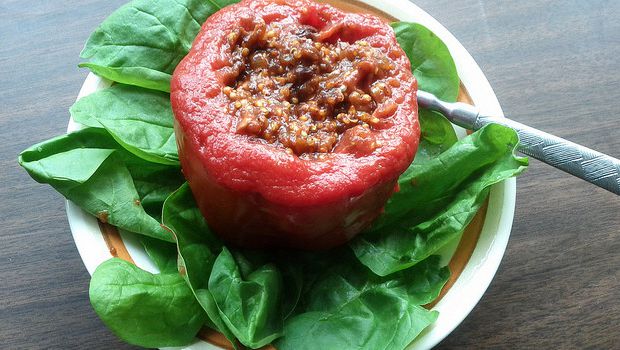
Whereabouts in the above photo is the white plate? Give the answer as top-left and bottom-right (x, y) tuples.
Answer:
(66, 1), (516, 349)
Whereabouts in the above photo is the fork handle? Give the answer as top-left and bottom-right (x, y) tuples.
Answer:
(474, 115), (620, 195)
(416, 90), (620, 195)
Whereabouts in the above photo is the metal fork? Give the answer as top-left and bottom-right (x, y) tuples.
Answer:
(417, 90), (620, 195)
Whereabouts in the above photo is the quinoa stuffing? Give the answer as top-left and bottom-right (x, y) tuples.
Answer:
(223, 19), (402, 156)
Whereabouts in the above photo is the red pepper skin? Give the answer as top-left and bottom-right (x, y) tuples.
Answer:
(171, 0), (419, 250)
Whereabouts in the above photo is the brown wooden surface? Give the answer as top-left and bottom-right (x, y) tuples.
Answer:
(1, 0), (618, 349)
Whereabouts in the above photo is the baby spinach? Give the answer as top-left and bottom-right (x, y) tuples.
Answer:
(18, 128), (175, 242)
(414, 109), (459, 165)
(126, 161), (185, 220)
(275, 254), (449, 350)
(89, 258), (207, 347)
(393, 19), (461, 179)
(79, 0), (240, 92)
(376, 123), (527, 231)
(393, 21), (459, 102)
(139, 235), (178, 273)
(162, 184), (306, 348)
(70, 84), (178, 166)
(161, 183), (239, 346)
(352, 124), (528, 276)
(209, 248), (284, 348)
(392, 20), (460, 171)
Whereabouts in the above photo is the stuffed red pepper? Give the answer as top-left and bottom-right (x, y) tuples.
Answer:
(171, 0), (419, 249)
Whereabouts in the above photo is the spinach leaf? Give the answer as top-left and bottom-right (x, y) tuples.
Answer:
(89, 258), (207, 347)
(278, 261), (304, 320)
(392, 20), (459, 172)
(390, 20), (459, 171)
(376, 124), (526, 230)
(209, 248), (284, 348)
(161, 183), (239, 347)
(139, 235), (178, 273)
(352, 124), (528, 276)
(163, 184), (291, 348)
(413, 109), (458, 166)
(275, 254), (449, 350)
(18, 128), (174, 242)
(125, 161), (185, 221)
(70, 84), (178, 165)
(79, 0), (240, 92)
(392, 22), (459, 102)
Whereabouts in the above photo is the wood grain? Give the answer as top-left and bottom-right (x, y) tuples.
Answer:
(1, 1), (618, 349)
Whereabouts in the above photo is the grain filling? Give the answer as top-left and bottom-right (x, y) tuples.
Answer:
(224, 19), (401, 156)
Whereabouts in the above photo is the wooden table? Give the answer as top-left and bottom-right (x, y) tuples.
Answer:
(1, 0), (618, 348)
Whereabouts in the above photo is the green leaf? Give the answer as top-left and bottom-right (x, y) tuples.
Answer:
(126, 161), (185, 221)
(413, 109), (458, 165)
(89, 258), (207, 347)
(374, 124), (520, 231)
(161, 184), (222, 277)
(279, 262), (304, 320)
(70, 84), (178, 165)
(79, 64), (173, 92)
(161, 183), (239, 346)
(19, 148), (115, 185)
(99, 118), (178, 165)
(163, 184), (293, 348)
(275, 255), (449, 350)
(18, 128), (174, 242)
(392, 21), (459, 102)
(139, 235), (178, 273)
(79, 0), (240, 92)
(352, 124), (528, 276)
(209, 248), (284, 348)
